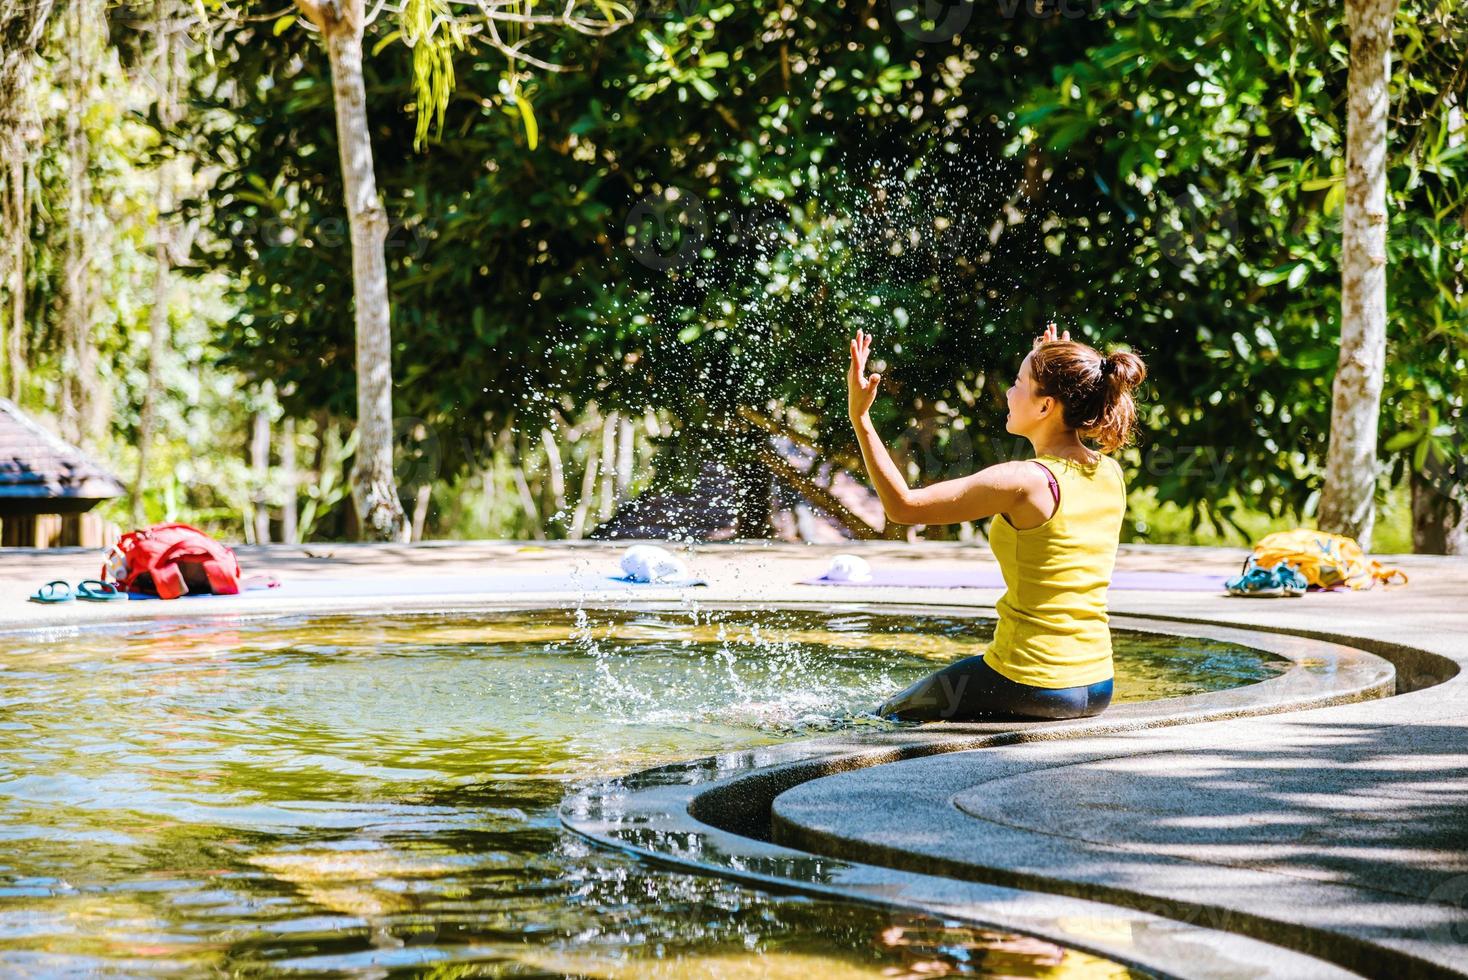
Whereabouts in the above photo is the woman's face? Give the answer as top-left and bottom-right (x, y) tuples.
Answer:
(1005, 352), (1052, 436)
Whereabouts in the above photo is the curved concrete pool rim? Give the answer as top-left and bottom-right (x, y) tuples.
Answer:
(559, 602), (1404, 980)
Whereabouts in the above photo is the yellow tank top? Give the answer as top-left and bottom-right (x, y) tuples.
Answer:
(984, 452), (1127, 688)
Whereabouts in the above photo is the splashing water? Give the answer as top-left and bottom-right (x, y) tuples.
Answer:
(565, 604), (908, 732)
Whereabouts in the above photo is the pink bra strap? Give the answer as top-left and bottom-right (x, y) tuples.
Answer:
(1033, 460), (1060, 504)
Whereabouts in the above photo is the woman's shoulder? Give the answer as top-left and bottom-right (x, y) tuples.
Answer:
(1040, 452), (1124, 489)
(1037, 450), (1106, 470)
(983, 458), (1055, 484)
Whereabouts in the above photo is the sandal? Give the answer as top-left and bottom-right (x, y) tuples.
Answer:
(76, 579), (128, 602)
(1226, 557), (1286, 598)
(1271, 561), (1309, 597)
(28, 580), (73, 604)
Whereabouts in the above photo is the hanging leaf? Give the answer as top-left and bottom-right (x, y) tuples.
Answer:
(398, 0), (467, 150)
(517, 95), (539, 150)
(1384, 430), (1420, 453)
(372, 31), (403, 57)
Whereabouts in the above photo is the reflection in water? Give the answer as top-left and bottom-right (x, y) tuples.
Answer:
(0, 607), (1277, 975)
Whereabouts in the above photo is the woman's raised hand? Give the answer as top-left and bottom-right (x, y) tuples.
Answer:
(848, 329), (882, 421)
(1033, 320), (1071, 350)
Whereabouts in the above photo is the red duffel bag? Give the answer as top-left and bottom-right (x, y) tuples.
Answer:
(103, 523), (242, 599)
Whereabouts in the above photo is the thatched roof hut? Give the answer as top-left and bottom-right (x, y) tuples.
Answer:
(0, 398), (124, 547)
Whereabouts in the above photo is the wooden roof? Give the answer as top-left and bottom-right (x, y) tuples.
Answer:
(0, 398), (125, 511)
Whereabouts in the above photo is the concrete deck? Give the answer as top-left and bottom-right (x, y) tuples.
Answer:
(6, 539), (1466, 976)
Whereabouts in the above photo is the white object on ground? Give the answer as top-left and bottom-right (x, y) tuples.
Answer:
(619, 544), (692, 584)
(823, 553), (872, 583)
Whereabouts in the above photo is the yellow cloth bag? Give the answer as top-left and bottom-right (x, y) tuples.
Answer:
(1249, 528), (1408, 590)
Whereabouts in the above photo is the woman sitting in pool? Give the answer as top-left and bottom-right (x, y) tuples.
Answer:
(846, 323), (1146, 722)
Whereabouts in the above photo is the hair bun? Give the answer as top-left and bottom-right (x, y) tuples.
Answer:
(1105, 349), (1147, 390)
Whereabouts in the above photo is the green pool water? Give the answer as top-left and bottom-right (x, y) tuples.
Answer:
(0, 605), (1285, 976)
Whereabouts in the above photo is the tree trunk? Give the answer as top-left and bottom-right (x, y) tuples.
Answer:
(134, 0), (185, 525)
(5, 143), (26, 402)
(0, 0), (51, 403)
(541, 427), (566, 505)
(59, 2), (92, 445)
(753, 440), (884, 540)
(252, 402), (271, 545)
(1319, 0), (1399, 550)
(570, 433), (600, 540)
(135, 166), (172, 525)
(411, 483), (431, 541)
(481, 468), (496, 534)
(299, 0), (406, 541)
(732, 456), (774, 538)
(616, 414), (634, 496)
(598, 411), (618, 521)
(511, 455), (545, 540)
(281, 417), (299, 543)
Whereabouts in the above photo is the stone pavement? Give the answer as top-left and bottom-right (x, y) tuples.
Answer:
(4, 539), (1465, 975)
(759, 548), (1468, 976)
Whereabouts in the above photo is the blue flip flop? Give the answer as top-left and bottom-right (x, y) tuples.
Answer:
(76, 579), (128, 602)
(1270, 561), (1309, 597)
(28, 580), (73, 604)
(1226, 557), (1286, 597)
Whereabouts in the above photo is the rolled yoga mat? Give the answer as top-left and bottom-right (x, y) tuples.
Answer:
(799, 567), (1228, 592)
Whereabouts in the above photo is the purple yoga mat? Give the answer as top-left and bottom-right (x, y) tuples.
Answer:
(800, 567), (1228, 592)
(123, 571), (707, 601)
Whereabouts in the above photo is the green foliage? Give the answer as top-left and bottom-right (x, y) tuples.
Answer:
(188, 0), (1462, 543)
(391, 0), (468, 150)
(10, 0), (1463, 544)
(295, 421), (357, 540)
(1004, 0), (1465, 536)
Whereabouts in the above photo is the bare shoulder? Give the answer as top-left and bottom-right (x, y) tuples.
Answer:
(976, 459), (1048, 492)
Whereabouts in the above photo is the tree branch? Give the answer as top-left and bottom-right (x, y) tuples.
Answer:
(753, 441), (890, 540)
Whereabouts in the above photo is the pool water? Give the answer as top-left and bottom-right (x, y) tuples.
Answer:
(0, 604), (1284, 976)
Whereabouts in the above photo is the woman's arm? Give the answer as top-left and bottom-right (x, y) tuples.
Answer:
(892, 459), (1036, 525)
(848, 411), (916, 522)
(853, 415), (1031, 525)
(848, 330), (1029, 526)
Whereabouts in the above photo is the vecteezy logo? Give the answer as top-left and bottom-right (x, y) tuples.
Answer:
(898, 418), (979, 483)
(736, 199), (793, 253)
(626, 188), (709, 271)
(627, 0), (710, 23)
(1153, 183), (1241, 271)
(889, 0), (976, 42)
(392, 417), (442, 492)
(1419, 411), (1468, 506)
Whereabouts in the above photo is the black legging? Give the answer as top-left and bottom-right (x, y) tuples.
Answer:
(878, 653), (1113, 722)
